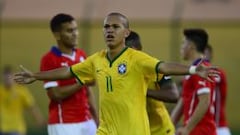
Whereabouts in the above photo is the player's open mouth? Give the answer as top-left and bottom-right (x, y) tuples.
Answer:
(106, 35), (114, 41)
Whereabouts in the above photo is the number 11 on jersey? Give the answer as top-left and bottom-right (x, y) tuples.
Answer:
(106, 76), (113, 92)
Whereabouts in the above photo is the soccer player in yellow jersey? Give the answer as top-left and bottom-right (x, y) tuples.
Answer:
(14, 12), (218, 135)
(126, 31), (179, 135)
(0, 65), (45, 135)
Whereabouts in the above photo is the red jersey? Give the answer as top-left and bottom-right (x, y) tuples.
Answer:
(182, 59), (216, 135)
(214, 68), (228, 127)
(40, 46), (91, 124)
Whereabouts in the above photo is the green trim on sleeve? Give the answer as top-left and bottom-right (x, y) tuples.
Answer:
(155, 61), (164, 82)
(70, 66), (84, 85)
(155, 61), (165, 73)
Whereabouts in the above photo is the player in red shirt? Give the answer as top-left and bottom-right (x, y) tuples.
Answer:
(40, 13), (98, 135)
(171, 28), (217, 135)
(204, 45), (231, 135)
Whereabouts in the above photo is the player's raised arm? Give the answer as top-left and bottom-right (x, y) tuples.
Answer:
(157, 59), (218, 82)
(14, 65), (73, 84)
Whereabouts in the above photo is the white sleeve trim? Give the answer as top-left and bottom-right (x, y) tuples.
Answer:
(197, 87), (210, 95)
(44, 81), (58, 89)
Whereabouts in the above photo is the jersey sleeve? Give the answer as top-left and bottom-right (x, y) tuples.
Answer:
(40, 55), (59, 89)
(194, 75), (212, 95)
(70, 55), (95, 85)
(136, 51), (163, 83)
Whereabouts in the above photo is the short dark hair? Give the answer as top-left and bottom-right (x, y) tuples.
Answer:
(125, 31), (142, 50)
(50, 13), (75, 32)
(184, 28), (208, 53)
(107, 12), (129, 28)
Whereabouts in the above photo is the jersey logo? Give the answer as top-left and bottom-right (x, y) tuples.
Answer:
(118, 63), (127, 74)
(198, 81), (206, 86)
(164, 76), (171, 80)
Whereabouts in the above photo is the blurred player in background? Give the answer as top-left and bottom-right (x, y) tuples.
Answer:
(172, 29), (216, 135)
(126, 31), (179, 135)
(204, 44), (231, 135)
(171, 28), (217, 135)
(40, 13), (98, 135)
(0, 65), (45, 135)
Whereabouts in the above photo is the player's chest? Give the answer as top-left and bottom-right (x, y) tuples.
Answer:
(94, 58), (133, 78)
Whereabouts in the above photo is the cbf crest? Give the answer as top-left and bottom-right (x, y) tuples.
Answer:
(118, 62), (127, 74)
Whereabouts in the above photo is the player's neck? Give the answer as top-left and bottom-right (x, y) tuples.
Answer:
(107, 44), (126, 61)
(58, 45), (74, 55)
(190, 53), (203, 62)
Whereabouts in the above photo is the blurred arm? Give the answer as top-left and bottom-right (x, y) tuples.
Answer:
(147, 79), (179, 103)
(47, 83), (83, 101)
(184, 93), (210, 133)
(87, 87), (99, 126)
(28, 105), (46, 127)
(14, 66), (75, 84)
(34, 67), (73, 81)
(157, 61), (219, 82)
(171, 98), (183, 126)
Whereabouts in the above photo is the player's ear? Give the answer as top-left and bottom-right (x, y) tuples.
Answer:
(125, 29), (130, 38)
(53, 32), (61, 40)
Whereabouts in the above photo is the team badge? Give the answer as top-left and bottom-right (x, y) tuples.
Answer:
(118, 63), (127, 74)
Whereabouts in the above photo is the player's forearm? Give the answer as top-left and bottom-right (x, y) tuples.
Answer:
(185, 94), (210, 132)
(158, 62), (191, 75)
(147, 87), (179, 103)
(171, 98), (183, 125)
(35, 67), (72, 81)
(88, 88), (99, 126)
(29, 106), (46, 127)
(48, 83), (83, 101)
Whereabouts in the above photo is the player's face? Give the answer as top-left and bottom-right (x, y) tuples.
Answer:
(103, 15), (129, 49)
(180, 37), (193, 60)
(57, 20), (79, 48)
(3, 72), (14, 87)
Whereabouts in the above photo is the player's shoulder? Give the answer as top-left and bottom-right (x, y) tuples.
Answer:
(40, 51), (57, 63)
(75, 48), (87, 56)
(15, 84), (30, 93)
(126, 47), (152, 58)
(41, 47), (58, 59)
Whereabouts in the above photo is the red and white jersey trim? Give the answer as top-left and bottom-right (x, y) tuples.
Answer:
(197, 87), (210, 95)
(44, 81), (58, 89)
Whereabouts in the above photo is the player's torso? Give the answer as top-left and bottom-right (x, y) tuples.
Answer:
(93, 48), (156, 135)
(93, 48), (148, 106)
(42, 47), (91, 123)
(182, 71), (216, 134)
(0, 85), (30, 133)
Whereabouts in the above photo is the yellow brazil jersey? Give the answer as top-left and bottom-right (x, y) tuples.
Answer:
(71, 47), (162, 135)
(147, 82), (175, 135)
(0, 84), (34, 134)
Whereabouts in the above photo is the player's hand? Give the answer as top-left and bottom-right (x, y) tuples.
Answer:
(195, 58), (219, 82)
(13, 65), (36, 84)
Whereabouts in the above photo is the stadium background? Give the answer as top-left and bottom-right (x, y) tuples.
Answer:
(1, 0), (240, 134)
